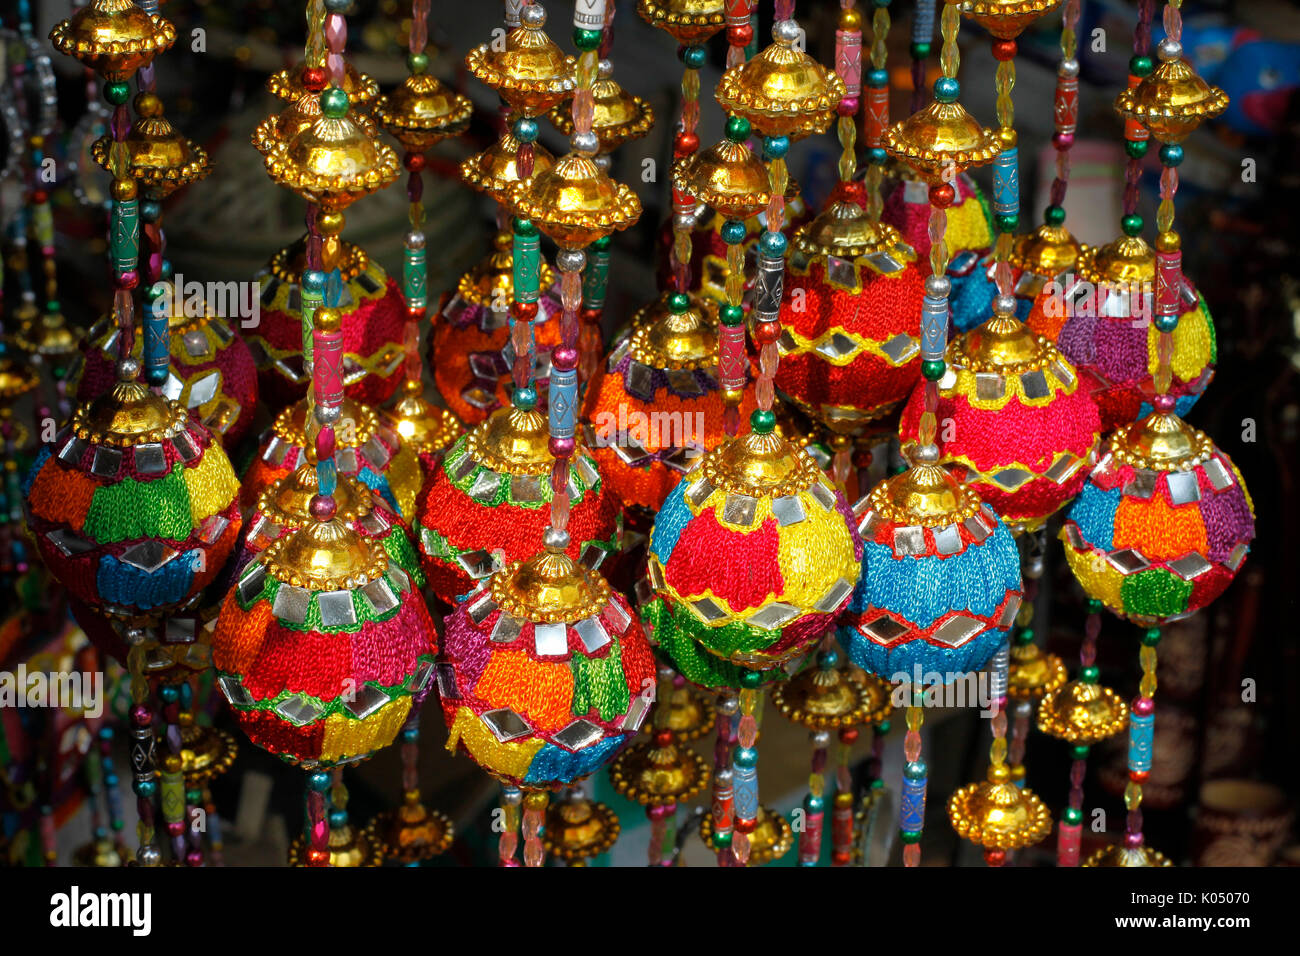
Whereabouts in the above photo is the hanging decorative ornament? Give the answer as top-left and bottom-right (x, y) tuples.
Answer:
(542, 783), (621, 865)
(243, 383), (423, 523)
(774, 1), (925, 476)
(437, 536), (655, 839)
(372, 719), (455, 864)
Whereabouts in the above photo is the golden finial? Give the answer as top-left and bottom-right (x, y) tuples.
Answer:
(12, 310), (79, 360)
(702, 429), (827, 499)
(672, 139), (771, 221)
(771, 662), (892, 730)
(1116, 49), (1227, 144)
(49, 0), (176, 81)
(460, 132), (555, 205)
(510, 153), (641, 250)
(1007, 641), (1068, 702)
(260, 517), (388, 593)
(464, 403), (555, 475)
(1037, 679), (1129, 743)
(1009, 224), (1081, 280)
(949, 0), (1063, 40)
(636, 0), (726, 43)
(465, 5), (575, 117)
(882, 100), (999, 183)
(373, 800), (454, 865)
(390, 380), (463, 458)
(1083, 845), (1174, 867)
(72, 375), (189, 447)
(456, 230), (556, 306)
(1076, 234), (1154, 286)
(716, 20), (846, 140)
(490, 544), (610, 625)
(698, 807), (793, 865)
(374, 74), (474, 154)
(794, 199), (912, 261)
(608, 735), (710, 805)
(1110, 410), (1216, 472)
(626, 293), (719, 370)
(288, 819), (385, 867)
(258, 464), (375, 531)
(948, 763), (1053, 851)
(91, 92), (211, 199)
(542, 791), (621, 864)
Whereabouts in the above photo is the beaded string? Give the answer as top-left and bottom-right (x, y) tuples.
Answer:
(328, 768), (352, 851)
(860, 0), (885, 221)
(1042, 0), (1081, 234)
(1121, 0), (1155, 230)
(126, 633), (161, 865)
(96, 726), (129, 861)
(522, 790), (549, 867)
(645, 665), (680, 867)
(670, 29), (707, 299)
(157, 683), (196, 865)
(1007, 534), (1043, 789)
(982, 639), (1011, 867)
(988, 27), (1020, 307)
(400, 0), (432, 409)
(730, 668), (764, 865)
(910, 0), (935, 114)
(578, 3), (615, 381)
(1125, 627), (1160, 856)
(796, 641), (834, 866)
(899, 687), (926, 866)
(397, 718), (422, 866)
(498, 784), (522, 866)
(709, 690), (739, 864)
(830, 724), (860, 865)
(1150, 0), (1185, 401)
(304, 770), (331, 866)
(725, 0), (756, 68)
(1057, 597), (1102, 866)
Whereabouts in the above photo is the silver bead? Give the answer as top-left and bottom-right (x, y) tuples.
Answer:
(924, 275), (950, 298)
(993, 293), (1018, 317)
(406, 231), (426, 250)
(501, 785), (523, 805)
(570, 130), (600, 155)
(543, 527), (571, 552)
(124, 626), (148, 647)
(658, 664), (675, 681)
(673, 212), (698, 232)
(556, 248), (587, 273)
(116, 358), (140, 381)
(811, 730), (831, 748)
(567, 783), (587, 802)
(315, 404), (342, 425)
(717, 693), (739, 716)
(773, 18), (800, 43)
(912, 442), (940, 464)
(1157, 37), (1182, 62)
(598, 59), (613, 79)
(1059, 58), (1079, 78)
(136, 845), (163, 867)
(593, 153), (611, 173)
(521, 3), (546, 27)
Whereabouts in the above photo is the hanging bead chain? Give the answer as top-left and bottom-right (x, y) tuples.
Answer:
(126, 633), (160, 865)
(899, 689), (926, 867)
(725, 0), (756, 68)
(96, 726), (128, 859)
(1007, 534), (1043, 787)
(17, 0), (61, 341)
(522, 790), (549, 867)
(106, 78), (140, 370)
(1057, 597), (1102, 866)
(578, 4), (615, 381)
(671, 32), (707, 297)
(646, 665), (680, 867)
(498, 784), (523, 865)
(860, 1), (887, 220)
(731, 670), (764, 865)
(1125, 628), (1160, 855)
(400, 0), (431, 403)
(709, 691), (738, 865)
(915, 3), (962, 449)
(329, 768), (350, 845)
(510, 216), (541, 411)
(1121, 0), (1155, 231)
(797, 641), (835, 866)
(304, 770), (331, 866)
(983, 639), (1011, 867)
(157, 683), (198, 865)
(910, 0), (935, 114)
(1151, 0), (1185, 401)
(830, 725), (859, 865)
(989, 31), (1019, 305)
(1044, 0), (1081, 231)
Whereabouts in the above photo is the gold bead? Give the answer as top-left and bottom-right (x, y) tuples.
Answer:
(988, 762), (1011, 784)
(163, 754), (183, 774)
(1155, 230), (1181, 252)
(998, 127), (1018, 149)
(316, 210), (346, 237)
(839, 8), (862, 30)
(316, 307), (342, 332)
(523, 791), (549, 811)
(111, 177), (137, 201)
(133, 91), (162, 118)
(722, 386), (745, 407)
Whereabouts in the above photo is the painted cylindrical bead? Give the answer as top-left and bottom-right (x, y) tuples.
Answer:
(110, 196), (139, 274)
(582, 243), (610, 311)
(719, 323), (748, 392)
(899, 774), (927, 832)
(920, 293), (947, 361)
(547, 366), (577, 441)
(1128, 709), (1154, 773)
(1055, 69), (1079, 135)
(1155, 249), (1182, 321)
(573, 0), (606, 28)
(313, 318), (344, 409)
(836, 29), (862, 97)
(403, 241), (426, 310)
(992, 147), (1019, 218)
(512, 225), (540, 304)
(1057, 820), (1082, 866)
(753, 253), (783, 324)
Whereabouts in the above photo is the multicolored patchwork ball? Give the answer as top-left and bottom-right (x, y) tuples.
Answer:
(246, 250), (407, 410)
(24, 378), (242, 622)
(582, 292), (753, 512)
(415, 404), (622, 604)
(899, 315), (1102, 533)
(1025, 236), (1216, 432)
(948, 252), (1033, 334)
(242, 399), (423, 523)
(429, 236), (563, 425)
(439, 549), (655, 789)
(641, 424), (862, 690)
(839, 463), (1024, 679)
(1060, 413), (1254, 625)
(775, 187), (926, 432)
(212, 520), (437, 769)
(74, 310), (259, 448)
(882, 171), (992, 272)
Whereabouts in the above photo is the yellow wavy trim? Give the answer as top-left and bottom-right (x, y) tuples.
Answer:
(183, 442), (240, 525)
(779, 327), (919, 367)
(319, 696), (411, 763)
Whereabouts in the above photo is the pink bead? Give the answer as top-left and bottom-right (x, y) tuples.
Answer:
(310, 494), (336, 520)
(549, 436), (575, 458)
(1053, 132), (1074, 151)
(132, 705), (152, 726)
(325, 14), (347, 52)
(551, 346), (578, 370)
(903, 843), (921, 867)
(186, 850), (203, 866)
(1124, 830), (1145, 848)
(1132, 696), (1155, 716)
(1154, 393), (1175, 412)
(837, 96), (859, 116)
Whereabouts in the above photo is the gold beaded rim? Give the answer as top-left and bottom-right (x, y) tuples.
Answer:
(948, 782), (1053, 850)
(608, 739), (711, 806)
(91, 133), (212, 193)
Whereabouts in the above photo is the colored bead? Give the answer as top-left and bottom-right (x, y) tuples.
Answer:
(758, 230), (787, 258)
(1071, 744), (1090, 760)
(867, 68), (889, 88)
(750, 409), (776, 434)
(868, 146), (887, 165)
(104, 81), (131, 105)
(921, 359), (945, 381)
(1042, 204), (1066, 226)
(1129, 54), (1154, 77)
(762, 135), (789, 160)
(1121, 213), (1144, 237)
(1154, 313), (1178, 333)
(681, 44), (707, 69)
(928, 182), (954, 208)
(899, 828), (922, 844)
(719, 303), (744, 326)
(994, 213), (1019, 233)
(910, 41), (931, 59)
(991, 39), (1017, 61)
(726, 24), (753, 47)
(159, 685), (179, 704)
(573, 27), (602, 51)
(933, 76), (960, 103)
(674, 131), (699, 156)
(1080, 665), (1099, 684)
(1159, 143), (1184, 166)
(1125, 138), (1149, 159)
(302, 66), (328, 91)
(513, 385), (538, 410)
(1052, 131), (1074, 151)
(133, 779), (157, 798)
(320, 88), (349, 119)
(725, 115), (751, 144)
(992, 147), (1020, 217)
(720, 218), (747, 244)
(407, 51), (428, 74)
(668, 291), (691, 313)
(308, 771), (332, 792)
(548, 436), (575, 458)
(740, 669), (763, 689)
(1142, 627), (1162, 647)
(513, 117), (539, 143)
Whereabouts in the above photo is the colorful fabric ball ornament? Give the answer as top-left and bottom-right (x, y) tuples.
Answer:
(24, 372), (242, 622)
(774, 183), (927, 433)
(429, 232), (563, 425)
(948, 226), (1083, 335)
(1060, 410), (1254, 625)
(245, 242), (408, 410)
(236, 461), (425, 589)
(899, 304), (1102, 534)
(1025, 234), (1216, 432)
(212, 515), (436, 769)
(641, 421), (862, 690)
(439, 538), (655, 789)
(414, 401), (622, 604)
(582, 291), (754, 513)
(882, 170), (992, 271)
(839, 455), (1024, 679)
(242, 397), (423, 523)
(73, 309), (259, 448)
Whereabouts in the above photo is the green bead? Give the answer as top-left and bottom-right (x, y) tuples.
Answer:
(307, 771), (332, 792)
(45, 300), (60, 314)
(740, 669), (763, 688)
(1124, 138), (1149, 160)
(1063, 806), (1083, 825)
(1086, 598), (1103, 614)
(1014, 627), (1035, 645)
(750, 408), (776, 435)
(720, 218), (747, 245)
(1129, 54), (1154, 78)
(725, 115), (751, 143)
(1159, 143), (1184, 167)
(320, 87), (349, 119)
(104, 81), (131, 105)
(921, 359), (945, 381)
(1079, 665), (1100, 684)
(186, 788), (202, 804)
(1142, 627), (1162, 647)
(910, 42), (931, 59)
(899, 829), (923, 844)
(1154, 313), (1179, 333)
(1044, 205), (1066, 226)
(159, 685), (179, 703)
(681, 44), (707, 70)
(994, 213), (1019, 234)
(719, 303), (745, 326)
(133, 779), (157, 798)
(513, 217), (538, 237)
(876, 719), (891, 735)
(513, 385), (538, 410)
(1070, 745), (1091, 761)
(712, 830), (733, 849)
(573, 28), (602, 51)
(933, 76), (960, 103)
(1121, 213), (1144, 237)
(668, 291), (691, 313)
(407, 52), (428, 74)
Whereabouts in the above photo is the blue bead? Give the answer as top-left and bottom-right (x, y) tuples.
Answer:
(513, 385), (538, 410)
(734, 746), (758, 769)
(159, 685), (179, 703)
(868, 146), (888, 165)
(805, 793), (824, 813)
(513, 117), (539, 144)
(904, 760), (927, 780)
(1159, 143), (1184, 167)
(104, 774), (119, 788)
(1154, 314), (1179, 333)
(328, 809), (349, 828)
(301, 270), (327, 295)
(762, 135), (789, 160)
(867, 68), (889, 88)
(308, 771), (332, 792)
(401, 727), (419, 743)
(159, 259), (174, 281)
(140, 200), (162, 222)
(933, 76), (960, 103)
(133, 778), (157, 798)
(144, 366), (168, 387)
(720, 219), (747, 245)
(681, 44), (707, 69)
(758, 230), (787, 258)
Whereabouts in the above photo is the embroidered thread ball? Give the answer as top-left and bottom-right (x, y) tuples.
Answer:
(774, 185), (926, 433)
(24, 367), (242, 622)
(246, 242), (407, 409)
(1025, 233), (1215, 433)
(439, 539), (655, 789)
(414, 401), (622, 604)
(582, 291), (753, 512)
(882, 170), (992, 272)
(641, 412), (862, 690)
(242, 397), (423, 523)
(839, 454), (1024, 679)
(74, 307), (259, 448)
(429, 232), (563, 425)
(212, 516), (436, 769)
(1060, 409), (1254, 625)
(899, 302), (1102, 534)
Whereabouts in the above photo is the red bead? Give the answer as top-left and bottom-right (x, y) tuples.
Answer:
(117, 270), (139, 289)
(727, 24), (753, 47)
(302, 67), (328, 92)
(1129, 770), (1150, 784)
(404, 152), (425, 171)
(852, 449), (873, 469)
(674, 131), (699, 156)
(167, 821), (185, 838)
(839, 727), (859, 745)
(407, 306), (425, 322)
(579, 307), (602, 325)
(32, 190), (48, 204)
(549, 436), (575, 458)
(131, 705), (152, 726)
(831, 850), (851, 865)
(510, 301), (538, 322)
(309, 494), (337, 521)
(654, 729), (674, 748)
(754, 320), (780, 345)
(551, 346), (578, 370)
(1132, 696), (1154, 717)
(186, 850), (203, 866)
(928, 183), (955, 208)
(985, 848), (1007, 866)
(1124, 831), (1145, 848)
(992, 39), (1017, 61)
(734, 816), (757, 834)
(306, 848), (330, 865)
